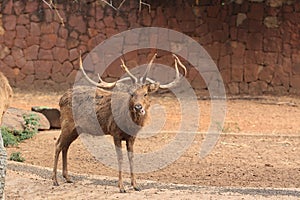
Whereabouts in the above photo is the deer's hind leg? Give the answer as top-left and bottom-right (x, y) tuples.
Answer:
(62, 128), (78, 183)
(52, 126), (78, 186)
(52, 135), (62, 186)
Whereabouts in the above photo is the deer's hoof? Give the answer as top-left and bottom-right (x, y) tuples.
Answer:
(119, 188), (126, 193)
(66, 179), (73, 183)
(53, 181), (59, 186)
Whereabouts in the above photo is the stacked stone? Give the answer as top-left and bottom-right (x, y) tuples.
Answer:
(223, 0), (300, 95)
(0, 1), (86, 90)
(190, 0), (300, 95)
(0, 0), (299, 95)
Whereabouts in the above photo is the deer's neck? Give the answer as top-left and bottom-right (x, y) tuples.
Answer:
(131, 112), (147, 127)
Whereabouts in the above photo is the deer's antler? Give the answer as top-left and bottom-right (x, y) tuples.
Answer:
(79, 52), (117, 88)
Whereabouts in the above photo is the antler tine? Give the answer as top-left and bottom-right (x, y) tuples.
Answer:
(141, 53), (157, 83)
(174, 59), (179, 78)
(158, 54), (187, 89)
(79, 51), (117, 89)
(120, 58), (138, 83)
(172, 53), (187, 77)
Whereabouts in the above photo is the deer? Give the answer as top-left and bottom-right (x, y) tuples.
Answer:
(52, 53), (187, 193)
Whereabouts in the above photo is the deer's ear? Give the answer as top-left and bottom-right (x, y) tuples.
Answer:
(147, 83), (160, 93)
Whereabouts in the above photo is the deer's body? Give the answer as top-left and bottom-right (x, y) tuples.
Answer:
(53, 84), (156, 192)
(52, 53), (186, 192)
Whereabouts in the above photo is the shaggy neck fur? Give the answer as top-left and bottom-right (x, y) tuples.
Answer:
(130, 110), (147, 127)
(111, 93), (148, 136)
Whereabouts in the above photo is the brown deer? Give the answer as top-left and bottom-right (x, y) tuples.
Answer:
(52, 53), (187, 193)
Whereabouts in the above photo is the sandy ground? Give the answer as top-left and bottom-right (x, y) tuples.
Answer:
(3, 91), (300, 199)
(5, 162), (300, 200)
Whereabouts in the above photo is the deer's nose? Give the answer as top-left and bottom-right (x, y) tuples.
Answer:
(134, 103), (142, 111)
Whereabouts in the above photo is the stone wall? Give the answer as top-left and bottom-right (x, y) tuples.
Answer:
(0, 0), (300, 95)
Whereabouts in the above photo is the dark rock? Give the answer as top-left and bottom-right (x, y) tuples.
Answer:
(31, 107), (61, 129)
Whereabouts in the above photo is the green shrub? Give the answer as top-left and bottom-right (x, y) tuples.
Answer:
(17, 129), (36, 141)
(1, 127), (18, 147)
(1, 113), (40, 146)
(19, 113), (40, 141)
(23, 113), (40, 132)
(9, 152), (25, 162)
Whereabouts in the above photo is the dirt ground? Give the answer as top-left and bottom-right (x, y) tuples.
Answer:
(5, 161), (300, 200)
(4, 90), (300, 199)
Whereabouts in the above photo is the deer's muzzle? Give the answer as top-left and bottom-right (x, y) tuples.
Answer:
(134, 103), (145, 115)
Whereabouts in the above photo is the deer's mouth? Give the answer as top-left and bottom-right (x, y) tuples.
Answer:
(138, 108), (146, 115)
(134, 104), (146, 116)
(134, 107), (146, 116)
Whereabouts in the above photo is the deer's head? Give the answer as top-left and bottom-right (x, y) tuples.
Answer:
(79, 53), (187, 118)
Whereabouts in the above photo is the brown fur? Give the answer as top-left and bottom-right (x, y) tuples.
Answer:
(52, 83), (159, 192)
(0, 72), (13, 125)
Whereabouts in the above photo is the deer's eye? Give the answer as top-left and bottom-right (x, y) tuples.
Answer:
(144, 93), (148, 97)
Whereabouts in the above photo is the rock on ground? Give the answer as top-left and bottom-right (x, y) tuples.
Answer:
(2, 107), (50, 131)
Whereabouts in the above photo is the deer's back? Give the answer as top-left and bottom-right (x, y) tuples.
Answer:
(59, 86), (138, 139)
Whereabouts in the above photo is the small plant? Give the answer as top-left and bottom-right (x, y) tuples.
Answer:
(1, 127), (18, 147)
(14, 114), (40, 142)
(1, 113), (40, 146)
(17, 128), (36, 141)
(9, 152), (25, 162)
(23, 113), (40, 132)
(215, 121), (241, 133)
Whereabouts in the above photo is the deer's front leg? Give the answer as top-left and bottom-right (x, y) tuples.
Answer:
(126, 138), (140, 191)
(114, 138), (125, 193)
